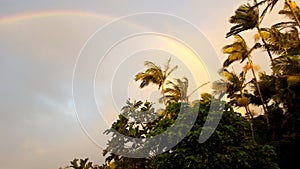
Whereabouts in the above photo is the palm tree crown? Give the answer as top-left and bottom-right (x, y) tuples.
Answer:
(159, 77), (189, 105)
(135, 58), (178, 92)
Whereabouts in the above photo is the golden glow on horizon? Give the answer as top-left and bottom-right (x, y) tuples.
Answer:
(159, 35), (210, 93)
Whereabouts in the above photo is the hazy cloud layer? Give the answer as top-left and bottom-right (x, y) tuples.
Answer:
(0, 0), (279, 168)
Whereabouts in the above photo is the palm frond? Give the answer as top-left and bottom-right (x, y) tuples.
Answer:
(226, 3), (259, 38)
(272, 55), (300, 75)
(166, 65), (178, 77)
(272, 21), (297, 30)
(259, 27), (300, 54)
(279, 0), (300, 25)
(252, 0), (279, 23)
(144, 61), (160, 69)
(223, 34), (249, 67)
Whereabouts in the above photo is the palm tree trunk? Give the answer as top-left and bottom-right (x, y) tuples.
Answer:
(246, 105), (255, 141)
(239, 85), (255, 141)
(252, 0), (274, 64)
(244, 106), (255, 141)
(256, 26), (274, 63)
(247, 54), (270, 127)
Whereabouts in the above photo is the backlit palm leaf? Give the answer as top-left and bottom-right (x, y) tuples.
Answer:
(279, 0), (300, 26)
(223, 35), (249, 67)
(259, 27), (299, 54)
(272, 55), (300, 75)
(226, 3), (259, 37)
(160, 77), (189, 104)
(135, 59), (178, 91)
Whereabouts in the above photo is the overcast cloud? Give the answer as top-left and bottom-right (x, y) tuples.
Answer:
(0, 0), (276, 168)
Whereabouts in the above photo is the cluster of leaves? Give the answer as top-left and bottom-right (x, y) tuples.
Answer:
(98, 97), (278, 169)
(150, 100), (278, 169)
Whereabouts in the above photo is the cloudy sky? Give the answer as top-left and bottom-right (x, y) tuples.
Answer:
(0, 0), (290, 168)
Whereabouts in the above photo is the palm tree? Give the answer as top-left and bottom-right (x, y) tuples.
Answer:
(159, 77), (189, 105)
(215, 69), (245, 100)
(135, 58), (178, 92)
(222, 34), (249, 67)
(227, 1), (275, 62)
(223, 34), (270, 126)
(226, 3), (259, 38)
(160, 78), (209, 106)
(258, 27), (299, 55)
(257, 55), (300, 140)
(223, 34), (262, 67)
(214, 68), (257, 140)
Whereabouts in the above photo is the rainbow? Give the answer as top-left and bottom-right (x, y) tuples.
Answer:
(0, 10), (210, 91)
(0, 10), (115, 24)
(0, 10), (149, 35)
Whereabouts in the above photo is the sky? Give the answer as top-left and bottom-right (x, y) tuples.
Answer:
(0, 0), (292, 168)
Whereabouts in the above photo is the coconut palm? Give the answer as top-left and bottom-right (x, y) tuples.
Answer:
(214, 68), (257, 140)
(216, 69), (246, 100)
(256, 55), (300, 140)
(159, 77), (189, 105)
(223, 34), (261, 67)
(223, 34), (270, 126)
(227, 1), (275, 61)
(160, 77), (210, 106)
(253, 0), (300, 62)
(223, 35), (249, 67)
(271, 55), (300, 112)
(226, 3), (259, 38)
(135, 58), (178, 92)
(255, 0), (300, 62)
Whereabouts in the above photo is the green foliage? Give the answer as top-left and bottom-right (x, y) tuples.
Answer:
(150, 103), (279, 169)
(224, 0), (300, 168)
(99, 99), (278, 169)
